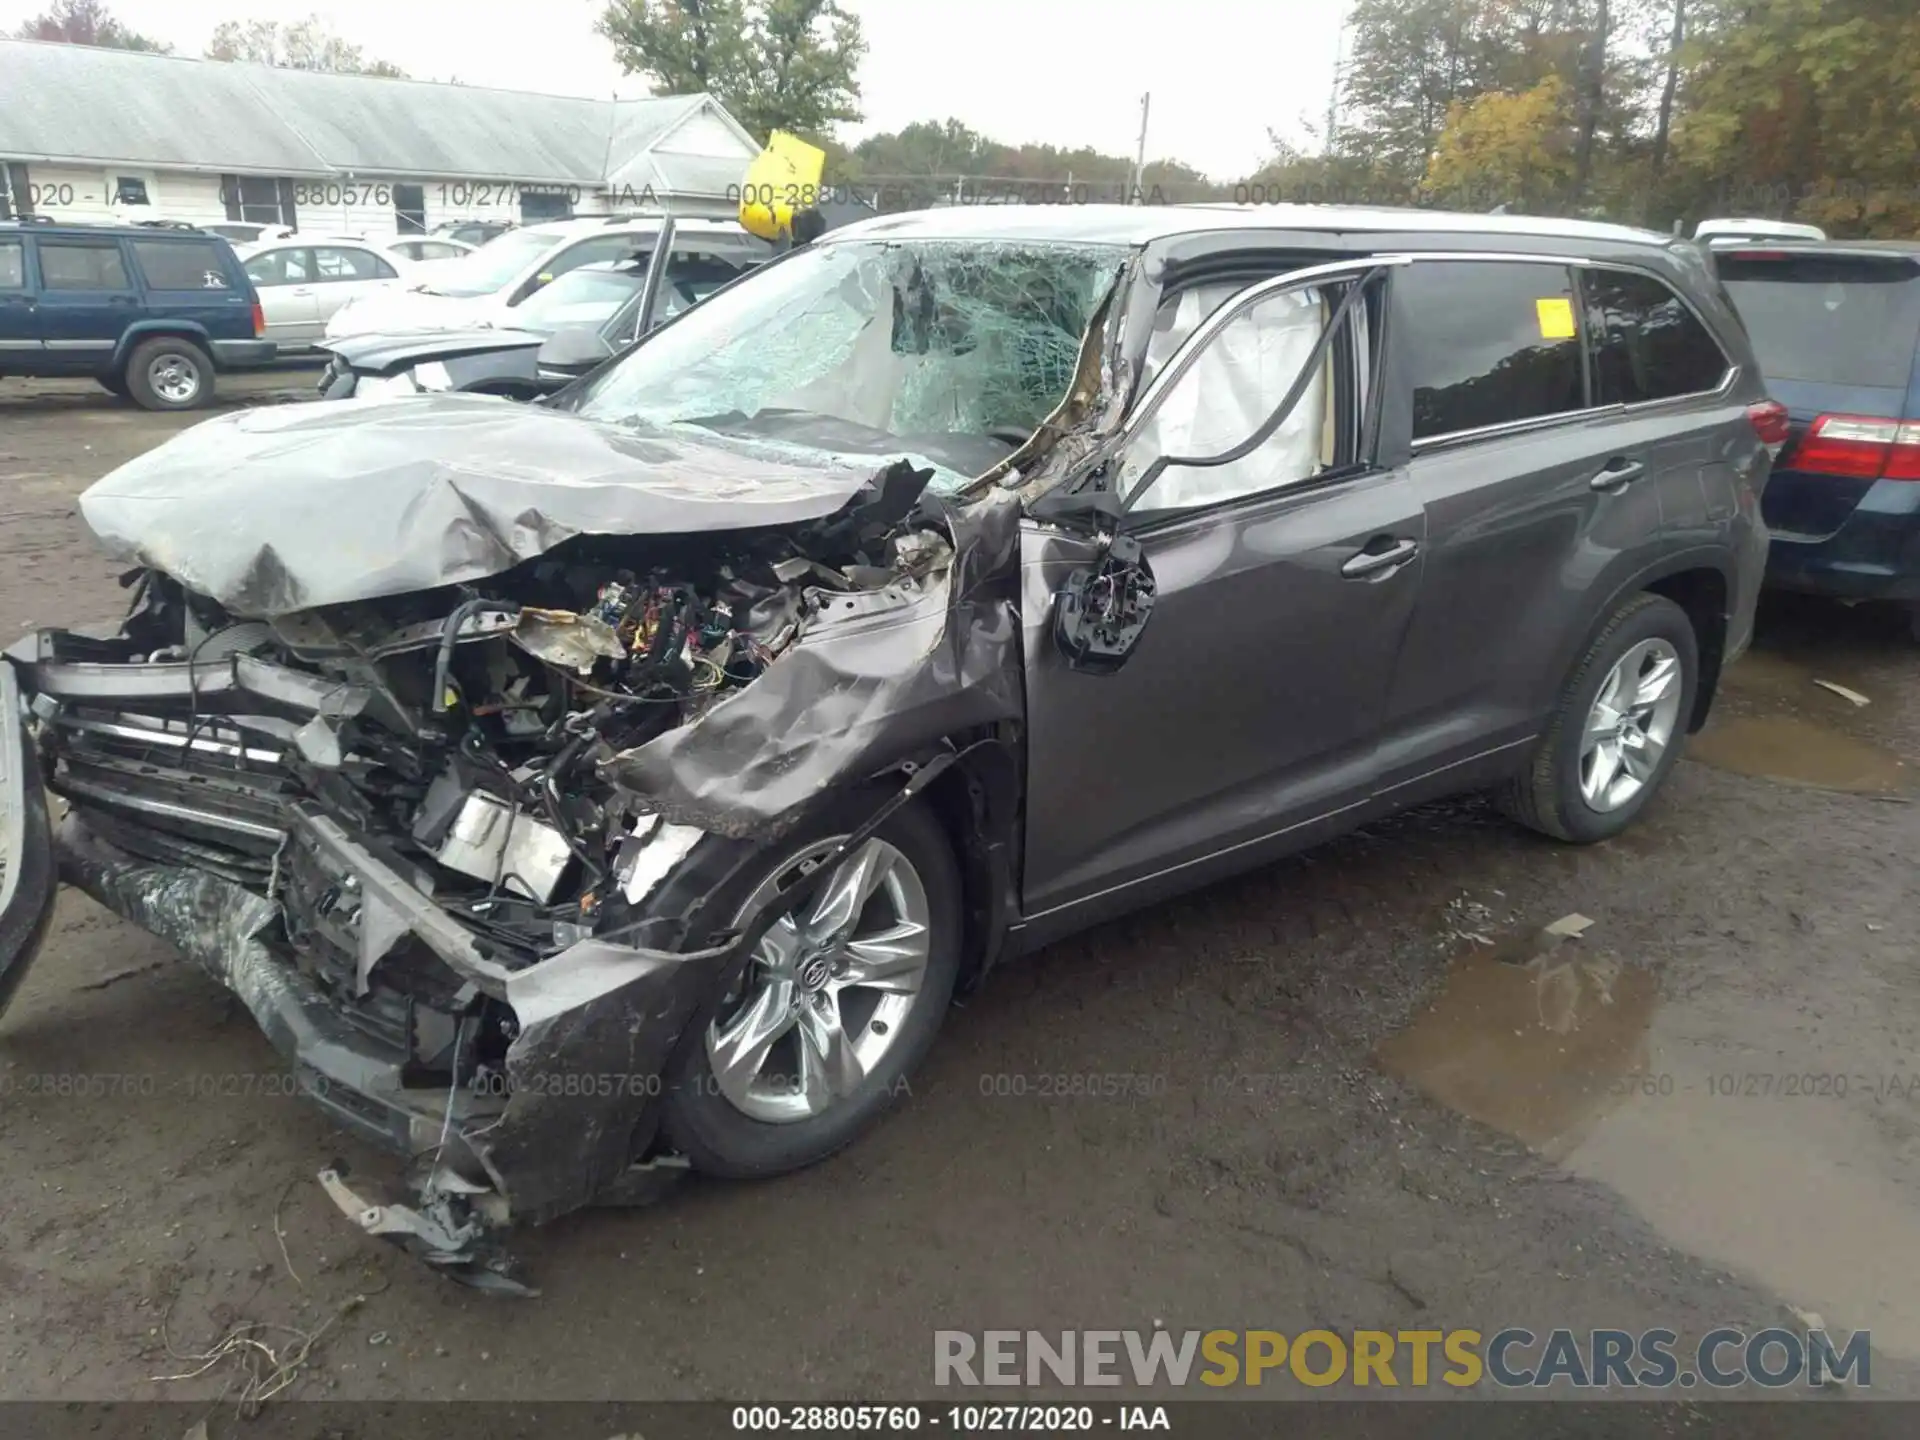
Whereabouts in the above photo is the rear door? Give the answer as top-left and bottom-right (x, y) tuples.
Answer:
(1715, 249), (1920, 541)
(1378, 258), (1612, 789)
(30, 235), (138, 372)
(309, 245), (403, 331)
(243, 246), (320, 347)
(0, 234), (36, 367)
(1380, 256), (1748, 795)
(126, 236), (250, 344)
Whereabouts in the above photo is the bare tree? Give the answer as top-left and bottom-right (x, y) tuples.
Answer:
(1651, 0), (1686, 175)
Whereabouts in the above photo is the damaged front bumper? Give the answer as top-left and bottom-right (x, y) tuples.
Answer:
(51, 799), (723, 1281)
(2, 630), (756, 1285)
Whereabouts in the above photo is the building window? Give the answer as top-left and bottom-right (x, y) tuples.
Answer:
(114, 177), (151, 206)
(221, 174), (296, 227)
(520, 189), (573, 223)
(393, 183), (426, 234)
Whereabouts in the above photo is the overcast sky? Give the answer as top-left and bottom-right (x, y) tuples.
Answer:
(0, 0), (1344, 178)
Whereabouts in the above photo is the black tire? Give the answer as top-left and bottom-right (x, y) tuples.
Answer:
(659, 794), (962, 1179)
(1496, 592), (1699, 843)
(124, 337), (214, 411)
(0, 735), (60, 1025)
(96, 372), (130, 399)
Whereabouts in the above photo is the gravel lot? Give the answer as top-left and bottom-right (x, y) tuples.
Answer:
(1, 376), (1917, 1415)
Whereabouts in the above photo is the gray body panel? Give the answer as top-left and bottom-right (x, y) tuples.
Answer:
(1018, 468), (1426, 927)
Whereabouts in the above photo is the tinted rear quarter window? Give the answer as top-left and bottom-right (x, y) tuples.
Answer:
(1716, 253), (1920, 390)
(37, 241), (130, 290)
(1583, 268), (1729, 404)
(1400, 261), (1583, 439)
(130, 239), (233, 291)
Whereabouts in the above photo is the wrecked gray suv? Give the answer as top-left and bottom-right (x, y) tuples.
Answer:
(0, 206), (1773, 1290)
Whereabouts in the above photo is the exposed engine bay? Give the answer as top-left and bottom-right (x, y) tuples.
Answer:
(35, 463), (956, 960)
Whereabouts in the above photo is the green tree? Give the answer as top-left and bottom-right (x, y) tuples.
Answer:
(1425, 74), (1577, 210)
(1675, 0), (1920, 235)
(205, 16), (406, 75)
(597, 0), (864, 143)
(1337, 0), (1514, 185)
(14, 0), (171, 51)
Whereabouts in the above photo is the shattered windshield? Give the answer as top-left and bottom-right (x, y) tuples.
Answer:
(568, 239), (1129, 487)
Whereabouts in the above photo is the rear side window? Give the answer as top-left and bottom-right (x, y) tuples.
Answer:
(1401, 261), (1584, 440)
(0, 238), (22, 289)
(37, 241), (130, 290)
(1717, 253), (1920, 390)
(130, 239), (232, 291)
(550, 234), (648, 280)
(313, 247), (395, 281)
(1583, 269), (1728, 405)
(245, 248), (312, 285)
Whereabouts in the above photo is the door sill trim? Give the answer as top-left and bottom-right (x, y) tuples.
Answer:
(1017, 794), (1373, 928)
(1014, 735), (1538, 932)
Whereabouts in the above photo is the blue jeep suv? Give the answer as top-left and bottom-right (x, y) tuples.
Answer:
(0, 220), (270, 410)
(1714, 241), (1920, 636)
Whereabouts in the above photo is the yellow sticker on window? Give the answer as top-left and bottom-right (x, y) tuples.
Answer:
(1536, 297), (1577, 340)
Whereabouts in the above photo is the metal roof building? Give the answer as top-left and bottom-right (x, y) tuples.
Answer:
(0, 39), (761, 231)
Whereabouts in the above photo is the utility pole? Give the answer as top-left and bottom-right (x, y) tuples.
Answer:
(1326, 4), (1347, 153)
(1127, 92), (1151, 202)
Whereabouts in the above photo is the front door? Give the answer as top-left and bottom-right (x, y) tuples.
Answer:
(308, 246), (401, 335)
(1018, 263), (1425, 932)
(27, 236), (138, 373)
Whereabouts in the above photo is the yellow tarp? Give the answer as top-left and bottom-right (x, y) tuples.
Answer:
(738, 131), (827, 242)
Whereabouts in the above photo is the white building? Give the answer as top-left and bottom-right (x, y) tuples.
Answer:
(0, 39), (762, 236)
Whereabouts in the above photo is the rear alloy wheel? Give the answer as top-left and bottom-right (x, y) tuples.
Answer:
(125, 337), (213, 411)
(1497, 592), (1698, 843)
(1576, 638), (1687, 814)
(662, 799), (960, 1178)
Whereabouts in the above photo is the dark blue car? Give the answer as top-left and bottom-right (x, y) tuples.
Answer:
(1714, 242), (1920, 635)
(0, 220), (271, 410)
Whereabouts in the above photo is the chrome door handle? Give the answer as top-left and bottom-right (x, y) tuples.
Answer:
(1590, 458), (1646, 492)
(1341, 538), (1420, 578)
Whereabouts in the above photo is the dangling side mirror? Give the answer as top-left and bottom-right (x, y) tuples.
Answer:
(1051, 533), (1156, 675)
(535, 327), (616, 378)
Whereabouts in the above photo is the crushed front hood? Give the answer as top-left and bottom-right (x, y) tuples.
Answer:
(322, 327), (548, 374)
(328, 289), (501, 339)
(78, 394), (886, 616)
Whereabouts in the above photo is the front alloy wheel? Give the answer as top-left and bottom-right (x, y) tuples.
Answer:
(661, 796), (961, 1179)
(706, 837), (932, 1123)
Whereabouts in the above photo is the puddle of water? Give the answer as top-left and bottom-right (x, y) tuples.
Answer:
(1383, 924), (1920, 1359)
(1687, 713), (1910, 792)
(1377, 933), (1658, 1153)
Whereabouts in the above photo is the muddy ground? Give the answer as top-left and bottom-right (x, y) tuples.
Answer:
(1, 376), (1918, 1416)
